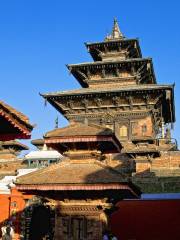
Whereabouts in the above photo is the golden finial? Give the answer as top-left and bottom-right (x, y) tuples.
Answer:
(105, 18), (124, 41)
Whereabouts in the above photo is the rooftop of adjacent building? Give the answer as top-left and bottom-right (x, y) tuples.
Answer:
(0, 100), (34, 141)
(24, 144), (63, 160)
(0, 140), (29, 151)
(0, 168), (37, 194)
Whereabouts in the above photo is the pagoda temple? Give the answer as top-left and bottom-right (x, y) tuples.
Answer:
(40, 18), (178, 192)
(13, 19), (180, 240)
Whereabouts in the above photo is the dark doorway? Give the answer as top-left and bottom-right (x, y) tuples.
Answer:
(72, 217), (84, 240)
(29, 205), (51, 240)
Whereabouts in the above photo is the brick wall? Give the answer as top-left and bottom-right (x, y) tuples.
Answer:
(151, 151), (180, 170)
(131, 116), (153, 138)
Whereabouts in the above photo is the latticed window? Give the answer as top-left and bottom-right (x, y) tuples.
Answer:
(119, 125), (128, 137)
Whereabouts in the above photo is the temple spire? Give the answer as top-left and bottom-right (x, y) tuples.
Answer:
(105, 18), (124, 41)
(112, 18), (123, 38)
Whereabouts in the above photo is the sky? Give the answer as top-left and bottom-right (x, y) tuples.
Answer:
(0, 0), (180, 151)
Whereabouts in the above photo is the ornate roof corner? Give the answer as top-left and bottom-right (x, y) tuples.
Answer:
(0, 100), (34, 140)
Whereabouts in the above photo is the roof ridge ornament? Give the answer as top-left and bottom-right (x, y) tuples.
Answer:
(42, 144), (48, 151)
(105, 18), (124, 41)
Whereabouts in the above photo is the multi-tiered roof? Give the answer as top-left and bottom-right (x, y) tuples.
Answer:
(16, 21), (143, 198)
(69, 19), (155, 88)
(16, 19), (176, 196)
(42, 19), (175, 143)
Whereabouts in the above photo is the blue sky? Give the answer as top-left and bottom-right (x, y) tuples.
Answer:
(0, 0), (180, 150)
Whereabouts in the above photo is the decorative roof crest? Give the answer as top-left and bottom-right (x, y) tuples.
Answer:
(105, 18), (124, 41)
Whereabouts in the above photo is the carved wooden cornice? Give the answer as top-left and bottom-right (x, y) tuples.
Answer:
(56, 199), (112, 214)
(85, 38), (142, 61)
(87, 76), (137, 86)
(67, 58), (156, 87)
(53, 91), (166, 117)
(66, 111), (151, 122)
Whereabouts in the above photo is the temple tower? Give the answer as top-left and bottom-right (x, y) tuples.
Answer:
(42, 19), (174, 145)
(15, 20), (180, 240)
(42, 19), (176, 176)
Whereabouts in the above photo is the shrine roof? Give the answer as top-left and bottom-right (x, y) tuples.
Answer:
(25, 149), (62, 160)
(0, 100), (34, 140)
(16, 158), (141, 196)
(0, 101), (31, 125)
(31, 138), (44, 144)
(42, 84), (174, 97)
(1, 140), (29, 150)
(16, 159), (125, 185)
(44, 123), (122, 153)
(44, 123), (113, 138)
(31, 138), (44, 146)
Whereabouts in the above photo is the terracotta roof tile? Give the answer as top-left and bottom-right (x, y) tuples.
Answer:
(1, 140), (29, 150)
(31, 139), (44, 145)
(44, 123), (113, 138)
(0, 100), (34, 140)
(67, 57), (152, 68)
(0, 101), (31, 126)
(42, 84), (173, 97)
(16, 159), (126, 185)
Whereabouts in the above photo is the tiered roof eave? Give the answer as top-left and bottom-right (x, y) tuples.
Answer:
(41, 83), (175, 124)
(85, 38), (142, 61)
(41, 84), (174, 97)
(67, 57), (153, 69)
(85, 38), (140, 47)
(67, 58), (156, 87)
(0, 100), (34, 140)
(0, 140), (29, 151)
